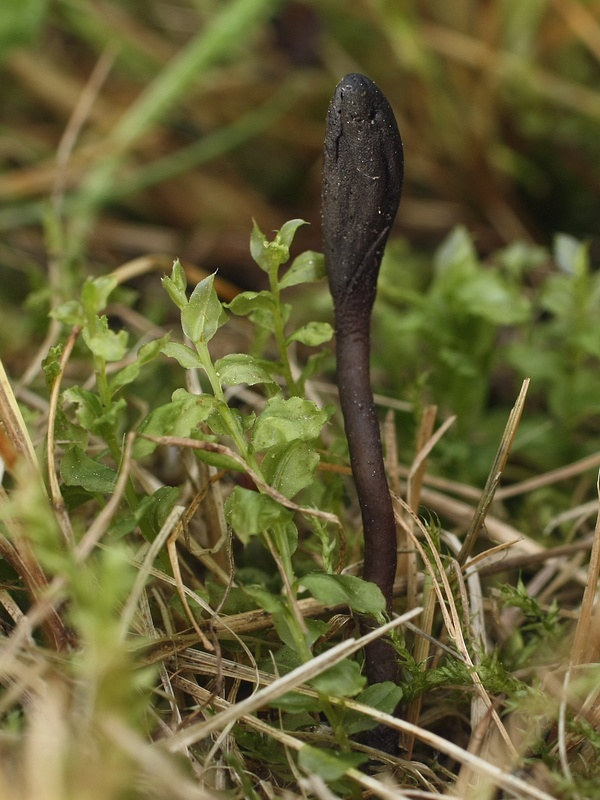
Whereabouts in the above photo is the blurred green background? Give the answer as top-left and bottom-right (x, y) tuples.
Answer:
(4, 0), (600, 486)
(3, 0), (600, 289)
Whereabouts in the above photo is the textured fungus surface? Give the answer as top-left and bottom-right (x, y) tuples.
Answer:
(322, 73), (404, 751)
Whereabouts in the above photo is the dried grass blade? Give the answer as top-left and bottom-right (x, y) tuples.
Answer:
(571, 471), (600, 665)
(457, 379), (529, 565)
(161, 608), (421, 752)
(0, 358), (39, 475)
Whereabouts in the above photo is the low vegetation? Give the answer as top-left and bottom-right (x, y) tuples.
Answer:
(3, 2), (600, 799)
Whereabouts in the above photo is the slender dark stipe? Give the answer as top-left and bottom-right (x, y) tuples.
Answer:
(322, 73), (404, 753)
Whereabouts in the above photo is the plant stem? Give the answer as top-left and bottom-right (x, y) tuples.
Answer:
(268, 263), (298, 395)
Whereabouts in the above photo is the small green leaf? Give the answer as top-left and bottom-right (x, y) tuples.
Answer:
(214, 353), (277, 387)
(162, 259), (188, 309)
(277, 616), (325, 655)
(434, 226), (476, 274)
(81, 276), (118, 315)
(134, 389), (215, 457)
(455, 273), (531, 325)
(261, 440), (319, 498)
(60, 447), (117, 494)
(227, 290), (283, 331)
(309, 658), (365, 697)
(251, 220), (303, 274)
(275, 218), (307, 250)
(52, 406), (88, 451)
(244, 584), (321, 653)
(161, 341), (204, 370)
(63, 388), (125, 438)
(62, 388), (103, 426)
(357, 681), (403, 712)
(193, 447), (244, 472)
(225, 486), (293, 543)
(243, 585), (285, 614)
(181, 273), (225, 343)
(206, 403), (250, 436)
(42, 345), (63, 385)
(279, 251), (326, 288)
(286, 321), (333, 347)
(82, 316), (129, 362)
(301, 573), (386, 615)
(250, 220), (269, 272)
(110, 336), (169, 394)
(268, 691), (323, 713)
(137, 486), (179, 540)
(171, 258), (187, 292)
(226, 290), (275, 315)
(298, 745), (367, 781)
(345, 682), (403, 735)
(251, 396), (329, 451)
(554, 233), (588, 277)
(50, 299), (84, 326)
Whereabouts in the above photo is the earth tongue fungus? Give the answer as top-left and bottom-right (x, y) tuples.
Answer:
(322, 73), (404, 752)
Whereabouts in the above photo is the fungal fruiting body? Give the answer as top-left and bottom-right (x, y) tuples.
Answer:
(322, 73), (404, 723)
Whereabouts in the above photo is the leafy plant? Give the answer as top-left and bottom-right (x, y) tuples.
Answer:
(377, 227), (600, 481)
(4, 216), (600, 798)
(2, 219), (420, 792)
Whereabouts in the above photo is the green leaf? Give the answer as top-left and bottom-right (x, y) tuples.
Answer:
(161, 341), (204, 370)
(225, 291), (275, 317)
(261, 440), (319, 498)
(279, 251), (326, 288)
(225, 486), (293, 543)
(214, 353), (277, 387)
(193, 446), (244, 472)
(137, 486), (179, 540)
(42, 345), (63, 385)
(110, 336), (169, 394)
(62, 388), (103, 427)
(345, 682), (403, 735)
(496, 241), (548, 278)
(181, 273), (225, 343)
(268, 691), (323, 714)
(162, 259), (188, 309)
(52, 406), (88, 451)
(358, 681), (403, 714)
(206, 403), (250, 436)
(251, 396), (329, 451)
(540, 273), (575, 318)
(50, 299), (84, 326)
(250, 220), (269, 272)
(309, 658), (366, 697)
(81, 316), (129, 362)
(250, 220), (305, 274)
(455, 272), (531, 325)
(301, 573), (386, 615)
(277, 616), (325, 655)
(134, 389), (215, 457)
(286, 321), (333, 347)
(62, 388), (125, 438)
(244, 586), (322, 654)
(275, 218), (307, 250)
(243, 585), (285, 615)
(81, 276), (118, 315)
(506, 342), (560, 382)
(298, 745), (367, 782)
(554, 233), (588, 277)
(434, 225), (476, 274)
(60, 447), (117, 494)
